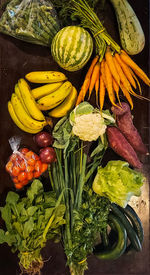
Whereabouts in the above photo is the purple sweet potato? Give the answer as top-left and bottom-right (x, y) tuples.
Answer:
(106, 126), (143, 169)
(111, 102), (148, 155)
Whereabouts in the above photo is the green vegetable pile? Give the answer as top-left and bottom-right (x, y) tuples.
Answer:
(0, 180), (65, 274)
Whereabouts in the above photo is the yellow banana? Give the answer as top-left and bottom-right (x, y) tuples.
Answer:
(18, 78), (45, 121)
(8, 101), (43, 134)
(11, 93), (47, 130)
(37, 81), (73, 110)
(14, 83), (30, 115)
(49, 86), (77, 118)
(25, 71), (67, 83)
(31, 82), (64, 100)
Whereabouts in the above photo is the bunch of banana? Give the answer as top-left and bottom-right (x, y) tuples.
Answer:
(25, 71), (78, 118)
(8, 78), (52, 134)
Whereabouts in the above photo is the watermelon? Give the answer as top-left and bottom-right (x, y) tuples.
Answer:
(51, 26), (93, 72)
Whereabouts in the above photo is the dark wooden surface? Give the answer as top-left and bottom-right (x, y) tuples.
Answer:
(0, 0), (149, 274)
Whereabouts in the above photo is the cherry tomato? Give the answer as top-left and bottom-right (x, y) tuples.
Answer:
(12, 166), (20, 177)
(26, 165), (34, 173)
(13, 177), (19, 184)
(33, 171), (41, 178)
(27, 158), (36, 166)
(21, 179), (28, 186)
(25, 151), (35, 160)
(20, 148), (29, 155)
(27, 172), (34, 181)
(15, 183), (23, 190)
(34, 160), (42, 172)
(5, 161), (13, 173)
(18, 171), (27, 182)
(19, 160), (26, 171)
(41, 163), (48, 174)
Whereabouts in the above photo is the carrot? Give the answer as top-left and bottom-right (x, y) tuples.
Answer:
(112, 78), (121, 106)
(129, 68), (142, 95)
(104, 61), (117, 107)
(88, 62), (100, 99)
(95, 72), (100, 106)
(105, 48), (120, 85)
(100, 59), (107, 87)
(120, 83), (134, 109)
(115, 53), (136, 89)
(113, 55), (133, 92)
(120, 50), (150, 86)
(99, 74), (106, 111)
(75, 55), (99, 105)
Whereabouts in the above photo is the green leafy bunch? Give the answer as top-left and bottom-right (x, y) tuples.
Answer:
(0, 180), (66, 273)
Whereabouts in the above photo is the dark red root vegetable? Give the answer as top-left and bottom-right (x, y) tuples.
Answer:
(106, 126), (143, 169)
(111, 102), (148, 155)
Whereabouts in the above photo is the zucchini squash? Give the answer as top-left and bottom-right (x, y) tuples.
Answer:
(110, 0), (145, 55)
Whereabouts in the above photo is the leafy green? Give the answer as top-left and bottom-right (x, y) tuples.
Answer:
(53, 116), (72, 149)
(93, 160), (145, 207)
(0, 180), (66, 273)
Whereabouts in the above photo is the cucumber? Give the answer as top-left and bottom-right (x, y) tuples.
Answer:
(118, 204), (144, 244)
(94, 213), (127, 260)
(100, 227), (109, 248)
(111, 203), (142, 252)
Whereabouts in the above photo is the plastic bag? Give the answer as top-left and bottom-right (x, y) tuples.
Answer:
(0, 0), (60, 46)
(5, 136), (48, 189)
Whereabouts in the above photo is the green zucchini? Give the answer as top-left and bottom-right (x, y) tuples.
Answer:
(111, 203), (142, 251)
(110, 0), (145, 55)
(94, 213), (127, 260)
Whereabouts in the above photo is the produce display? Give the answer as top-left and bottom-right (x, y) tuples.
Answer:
(0, 0), (149, 275)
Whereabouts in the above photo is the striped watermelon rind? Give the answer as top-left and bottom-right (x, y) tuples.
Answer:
(51, 26), (93, 72)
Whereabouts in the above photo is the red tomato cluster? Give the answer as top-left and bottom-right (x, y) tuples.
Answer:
(5, 147), (48, 190)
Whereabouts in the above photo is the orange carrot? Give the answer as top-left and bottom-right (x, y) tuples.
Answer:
(129, 68), (142, 95)
(75, 55), (99, 105)
(95, 72), (100, 106)
(105, 48), (120, 85)
(88, 62), (100, 99)
(113, 55), (132, 92)
(120, 83), (134, 110)
(100, 59), (107, 87)
(120, 50), (150, 86)
(99, 74), (106, 111)
(115, 53), (136, 89)
(112, 78), (121, 106)
(104, 61), (117, 107)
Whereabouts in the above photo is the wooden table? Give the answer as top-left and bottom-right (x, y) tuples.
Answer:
(0, 0), (149, 274)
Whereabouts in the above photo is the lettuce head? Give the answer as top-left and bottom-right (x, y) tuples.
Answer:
(92, 160), (145, 207)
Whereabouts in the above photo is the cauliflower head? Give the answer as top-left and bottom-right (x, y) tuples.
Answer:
(70, 102), (107, 141)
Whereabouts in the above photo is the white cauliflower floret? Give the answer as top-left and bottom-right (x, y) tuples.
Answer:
(72, 113), (107, 141)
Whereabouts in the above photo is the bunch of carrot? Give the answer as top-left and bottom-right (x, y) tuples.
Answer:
(76, 48), (150, 110)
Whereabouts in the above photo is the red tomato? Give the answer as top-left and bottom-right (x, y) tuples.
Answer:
(19, 160), (26, 171)
(27, 158), (36, 166)
(21, 179), (28, 186)
(27, 172), (34, 181)
(5, 161), (13, 173)
(20, 148), (29, 155)
(13, 177), (19, 184)
(26, 165), (34, 173)
(18, 171), (27, 182)
(33, 171), (41, 178)
(41, 163), (48, 174)
(34, 160), (42, 172)
(25, 151), (35, 160)
(9, 153), (17, 162)
(15, 183), (23, 190)
(12, 166), (20, 177)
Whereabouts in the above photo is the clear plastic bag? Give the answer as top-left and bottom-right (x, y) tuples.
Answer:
(5, 136), (48, 189)
(0, 0), (60, 46)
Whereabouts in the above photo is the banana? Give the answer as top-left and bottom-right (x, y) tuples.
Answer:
(11, 93), (47, 130)
(15, 83), (30, 115)
(49, 86), (77, 118)
(37, 81), (73, 110)
(25, 71), (67, 83)
(8, 101), (43, 134)
(31, 82), (64, 100)
(18, 78), (45, 121)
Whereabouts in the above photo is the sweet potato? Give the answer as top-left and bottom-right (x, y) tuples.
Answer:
(111, 102), (148, 155)
(106, 126), (142, 169)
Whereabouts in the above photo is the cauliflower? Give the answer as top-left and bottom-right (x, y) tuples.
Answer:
(70, 102), (107, 141)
